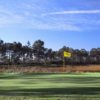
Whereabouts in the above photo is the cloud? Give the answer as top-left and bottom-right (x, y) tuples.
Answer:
(30, 20), (81, 31)
(0, 1), (99, 32)
(0, 4), (81, 31)
(42, 10), (100, 16)
(0, 6), (26, 27)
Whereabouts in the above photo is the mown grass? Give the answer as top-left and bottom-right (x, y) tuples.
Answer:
(0, 72), (100, 100)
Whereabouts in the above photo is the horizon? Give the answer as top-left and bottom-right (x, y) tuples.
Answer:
(0, 0), (100, 51)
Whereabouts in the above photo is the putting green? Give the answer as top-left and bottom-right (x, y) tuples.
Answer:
(0, 72), (100, 100)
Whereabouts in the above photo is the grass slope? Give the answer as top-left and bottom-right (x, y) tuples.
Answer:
(0, 72), (100, 100)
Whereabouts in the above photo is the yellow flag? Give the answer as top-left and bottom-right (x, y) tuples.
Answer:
(64, 51), (71, 57)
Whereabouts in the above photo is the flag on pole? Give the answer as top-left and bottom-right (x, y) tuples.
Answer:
(64, 51), (71, 57)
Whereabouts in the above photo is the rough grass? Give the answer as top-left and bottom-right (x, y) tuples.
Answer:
(0, 72), (100, 99)
(0, 65), (100, 73)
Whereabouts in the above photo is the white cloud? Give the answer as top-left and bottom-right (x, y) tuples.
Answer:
(0, 2), (99, 32)
(42, 10), (100, 16)
(30, 21), (81, 31)
(0, 6), (26, 27)
(0, 5), (81, 31)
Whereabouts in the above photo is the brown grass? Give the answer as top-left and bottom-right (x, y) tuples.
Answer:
(0, 65), (100, 73)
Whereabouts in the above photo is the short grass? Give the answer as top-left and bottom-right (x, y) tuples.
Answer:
(0, 72), (100, 100)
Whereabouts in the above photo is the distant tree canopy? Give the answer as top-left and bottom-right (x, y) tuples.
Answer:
(0, 39), (100, 66)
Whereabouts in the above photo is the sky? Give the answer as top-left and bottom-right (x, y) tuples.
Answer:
(0, 0), (100, 50)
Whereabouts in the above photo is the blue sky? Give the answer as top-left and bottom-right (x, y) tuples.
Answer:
(0, 0), (100, 50)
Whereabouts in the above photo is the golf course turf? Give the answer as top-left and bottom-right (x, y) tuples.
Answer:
(0, 72), (100, 100)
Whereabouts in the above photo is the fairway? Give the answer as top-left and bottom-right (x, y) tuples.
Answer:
(0, 72), (100, 100)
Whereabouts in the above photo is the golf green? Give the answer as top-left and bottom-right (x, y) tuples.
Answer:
(0, 72), (100, 100)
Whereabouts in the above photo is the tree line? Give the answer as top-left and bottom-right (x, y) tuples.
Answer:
(0, 39), (100, 66)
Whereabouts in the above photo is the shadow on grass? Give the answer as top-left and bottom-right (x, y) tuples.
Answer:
(49, 77), (100, 84)
(0, 73), (58, 79)
(0, 87), (100, 96)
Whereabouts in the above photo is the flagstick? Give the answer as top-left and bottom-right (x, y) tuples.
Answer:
(63, 51), (71, 72)
(63, 57), (65, 72)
